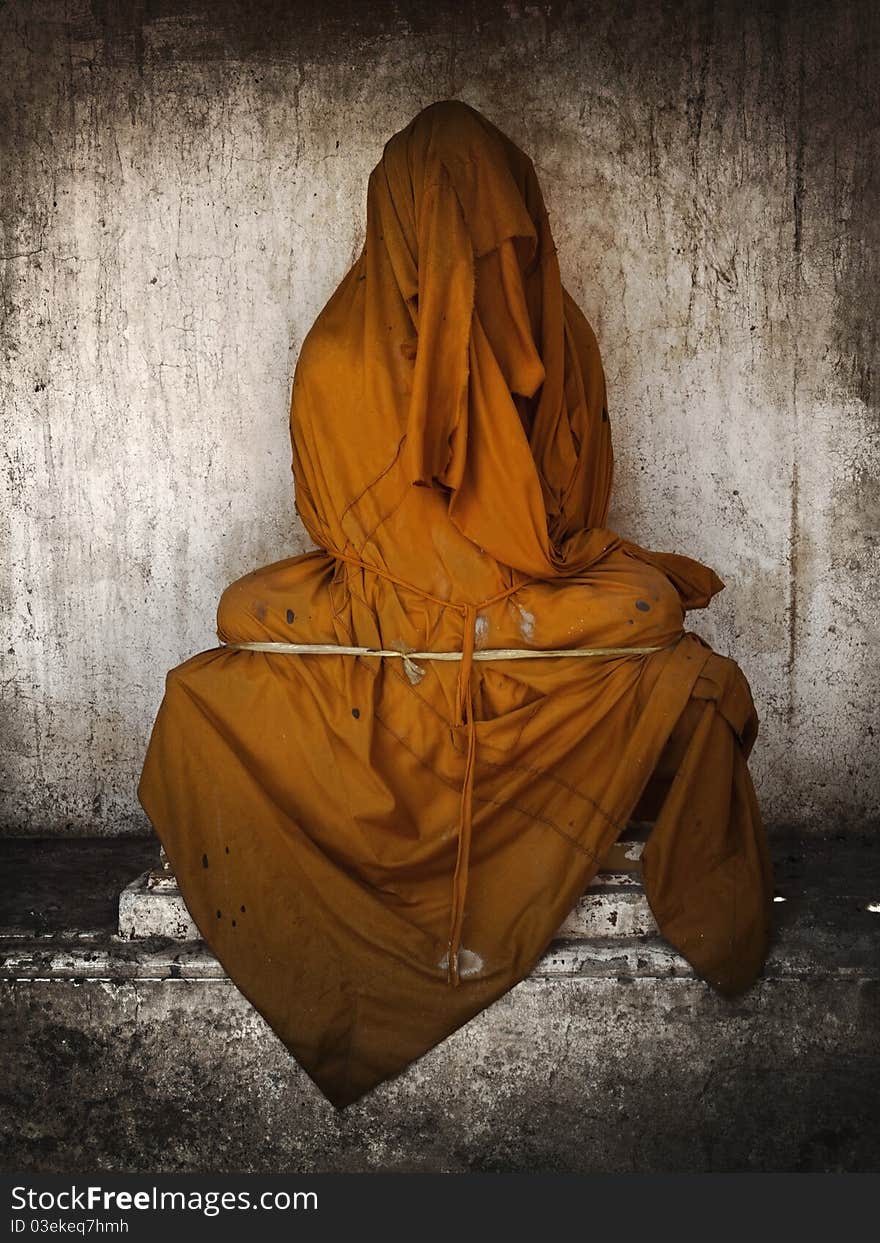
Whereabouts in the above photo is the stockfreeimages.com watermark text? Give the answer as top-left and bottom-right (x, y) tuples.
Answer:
(10, 1184), (317, 1221)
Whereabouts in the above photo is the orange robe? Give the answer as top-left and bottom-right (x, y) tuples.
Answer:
(139, 101), (773, 1107)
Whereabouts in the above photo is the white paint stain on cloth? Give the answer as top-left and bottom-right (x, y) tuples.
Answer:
(438, 947), (484, 978)
(516, 604), (535, 642)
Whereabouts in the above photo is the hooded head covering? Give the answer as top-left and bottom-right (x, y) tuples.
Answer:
(292, 99), (719, 605)
(375, 101), (613, 549)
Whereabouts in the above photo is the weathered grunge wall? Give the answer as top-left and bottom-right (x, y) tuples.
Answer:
(1, 0), (878, 834)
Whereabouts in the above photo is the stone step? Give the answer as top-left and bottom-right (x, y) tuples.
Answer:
(117, 866), (657, 942)
(118, 869), (200, 940)
(5, 894), (879, 983)
(559, 877), (656, 938)
(115, 823), (652, 940)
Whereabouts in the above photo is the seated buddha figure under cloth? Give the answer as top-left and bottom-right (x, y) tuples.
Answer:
(139, 100), (773, 1108)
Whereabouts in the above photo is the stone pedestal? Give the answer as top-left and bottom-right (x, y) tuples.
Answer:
(118, 866), (200, 940)
(118, 837), (654, 942)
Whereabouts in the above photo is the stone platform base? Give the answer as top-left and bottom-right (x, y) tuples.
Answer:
(116, 866), (657, 943)
(1, 832), (879, 1173)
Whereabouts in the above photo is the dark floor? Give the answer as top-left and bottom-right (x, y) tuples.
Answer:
(0, 836), (158, 936)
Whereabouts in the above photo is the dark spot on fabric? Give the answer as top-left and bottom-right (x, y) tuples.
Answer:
(635, 600), (651, 612)
(286, 609), (295, 623)
(602, 406), (608, 422)
(232, 919), (237, 927)
(352, 707), (360, 719)
(240, 904), (246, 913)
(202, 853), (208, 868)
(225, 846), (230, 854)
(216, 909), (222, 919)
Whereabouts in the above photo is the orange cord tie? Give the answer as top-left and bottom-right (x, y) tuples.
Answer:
(446, 602), (477, 986)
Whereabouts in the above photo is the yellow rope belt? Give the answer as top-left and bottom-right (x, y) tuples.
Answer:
(223, 640), (663, 685)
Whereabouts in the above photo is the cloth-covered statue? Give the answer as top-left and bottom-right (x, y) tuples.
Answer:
(139, 101), (773, 1108)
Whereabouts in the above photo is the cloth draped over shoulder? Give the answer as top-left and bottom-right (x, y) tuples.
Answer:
(138, 100), (773, 1108)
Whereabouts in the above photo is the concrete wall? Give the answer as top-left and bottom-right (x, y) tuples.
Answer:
(2, 0), (878, 835)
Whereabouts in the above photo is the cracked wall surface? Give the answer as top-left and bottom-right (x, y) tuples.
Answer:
(1, 0), (878, 834)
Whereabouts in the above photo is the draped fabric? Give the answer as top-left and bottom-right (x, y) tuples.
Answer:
(138, 101), (773, 1107)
